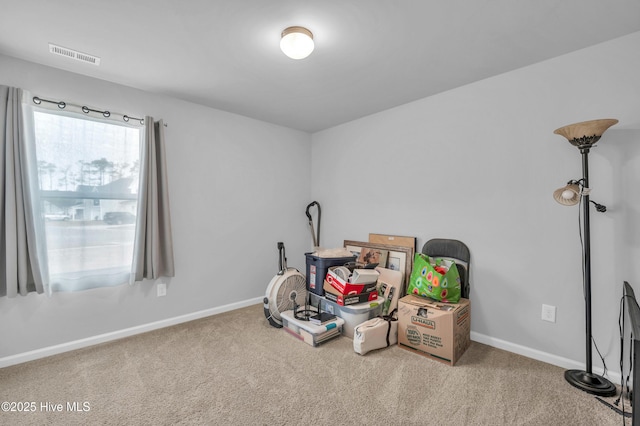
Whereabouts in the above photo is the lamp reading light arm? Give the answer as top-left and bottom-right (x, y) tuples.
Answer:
(574, 180), (607, 212)
(553, 179), (606, 212)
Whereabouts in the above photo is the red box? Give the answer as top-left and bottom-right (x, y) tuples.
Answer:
(323, 280), (378, 306)
(326, 268), (378, 295)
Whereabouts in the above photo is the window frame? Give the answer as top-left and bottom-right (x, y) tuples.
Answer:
(24, 98), (146, 293)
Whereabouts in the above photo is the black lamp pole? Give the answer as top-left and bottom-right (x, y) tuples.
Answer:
(562, 141), (616, 396)
(582, 149), (594, 375)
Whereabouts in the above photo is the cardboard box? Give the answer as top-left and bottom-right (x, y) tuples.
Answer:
(326, 267), (378, 295)
(397, 295), (470, 366)
(350, 269), (380, 284)
(323, 280), (378, 306)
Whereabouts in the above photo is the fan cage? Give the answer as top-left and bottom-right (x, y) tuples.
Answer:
(270, 273), (307, 322)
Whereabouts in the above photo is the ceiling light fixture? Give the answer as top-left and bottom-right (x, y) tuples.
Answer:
(280, 26), (314, 60)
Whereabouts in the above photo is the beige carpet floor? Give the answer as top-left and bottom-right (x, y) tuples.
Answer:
(0, 303), (631, 425)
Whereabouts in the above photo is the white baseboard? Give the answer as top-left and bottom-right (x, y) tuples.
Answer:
(0, 301), (623, 386)
(0, 297), (263, 369)
(471, 331), (622, 386)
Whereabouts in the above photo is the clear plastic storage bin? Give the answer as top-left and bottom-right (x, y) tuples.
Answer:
(310, 293), (385, 338)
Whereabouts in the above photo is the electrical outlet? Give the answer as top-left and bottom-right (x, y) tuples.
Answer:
(541, 304), (556, 323)
(157, 283), (167, 297)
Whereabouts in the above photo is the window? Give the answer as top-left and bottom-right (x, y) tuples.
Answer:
(26, 107), (143, 292)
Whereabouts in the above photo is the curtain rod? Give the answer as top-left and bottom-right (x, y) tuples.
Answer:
(31, 96), (167, 127)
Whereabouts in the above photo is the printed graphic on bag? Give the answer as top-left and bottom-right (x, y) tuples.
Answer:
(407, 253), (461, 303)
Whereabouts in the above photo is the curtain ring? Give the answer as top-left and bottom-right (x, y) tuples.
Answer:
(57, 101), (66, 109)
(103, 111), (110, 118)
(33, 96), (42, 105)
(82, 106), (90, 114)
(124, 115), (143, 125)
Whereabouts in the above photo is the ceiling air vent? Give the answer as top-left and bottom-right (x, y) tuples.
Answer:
(49, 43), (101, 66)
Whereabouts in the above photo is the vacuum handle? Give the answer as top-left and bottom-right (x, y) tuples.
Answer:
(305, 201), (321, 248)
(305, 201), (318, 220)
(277, 242), (287, 274)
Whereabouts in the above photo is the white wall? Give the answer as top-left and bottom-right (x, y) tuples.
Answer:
(0, 54), (313, 361)
(311, 32), (640, 381)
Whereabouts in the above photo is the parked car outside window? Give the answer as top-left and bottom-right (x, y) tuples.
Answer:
(44, 214), (71, 221)
(103, 211), (136, 225)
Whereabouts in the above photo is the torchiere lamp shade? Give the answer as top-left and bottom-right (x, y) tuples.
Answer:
(554, 119), (618, 148)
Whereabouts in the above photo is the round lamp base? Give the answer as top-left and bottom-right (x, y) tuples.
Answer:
(565, 369), (616, 396)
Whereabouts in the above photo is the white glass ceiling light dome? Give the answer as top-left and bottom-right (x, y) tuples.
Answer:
(280, 26), (314, 59)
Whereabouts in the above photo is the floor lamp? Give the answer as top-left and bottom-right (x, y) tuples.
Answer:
(553, 118), (618, 396)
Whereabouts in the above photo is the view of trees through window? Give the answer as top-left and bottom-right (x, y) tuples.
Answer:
(34, 111), (140, 192)
(36, 157), (139, 191)
(31, 110), (142, 291)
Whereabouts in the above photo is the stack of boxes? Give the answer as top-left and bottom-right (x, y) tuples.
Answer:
(305, 252), (357, 296)
(300, 251), (471, 366)
(306, 254), (384, 339)
(324, 267), (379, 305)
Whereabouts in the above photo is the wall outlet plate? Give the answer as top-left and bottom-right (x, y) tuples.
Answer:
(157, 283), (167, 297)
(541, 304), (556, 323)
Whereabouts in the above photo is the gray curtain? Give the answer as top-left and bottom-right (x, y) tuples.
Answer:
(132, 117), (175, 281)
(0, 85), (44, 297)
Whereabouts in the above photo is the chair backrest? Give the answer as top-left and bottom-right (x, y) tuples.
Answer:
(421, 238), (470, 299)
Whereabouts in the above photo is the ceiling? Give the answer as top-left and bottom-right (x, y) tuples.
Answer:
(1, 1), (639, 133)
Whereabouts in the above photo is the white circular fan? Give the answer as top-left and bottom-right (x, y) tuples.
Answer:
(263, 242), (308, 328)
(265, 271), (307, 327)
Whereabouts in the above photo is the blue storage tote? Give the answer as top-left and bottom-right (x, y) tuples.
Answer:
(305, 252), (356, 296)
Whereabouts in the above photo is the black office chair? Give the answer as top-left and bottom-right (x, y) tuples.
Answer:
(421, 238), (471, 299)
